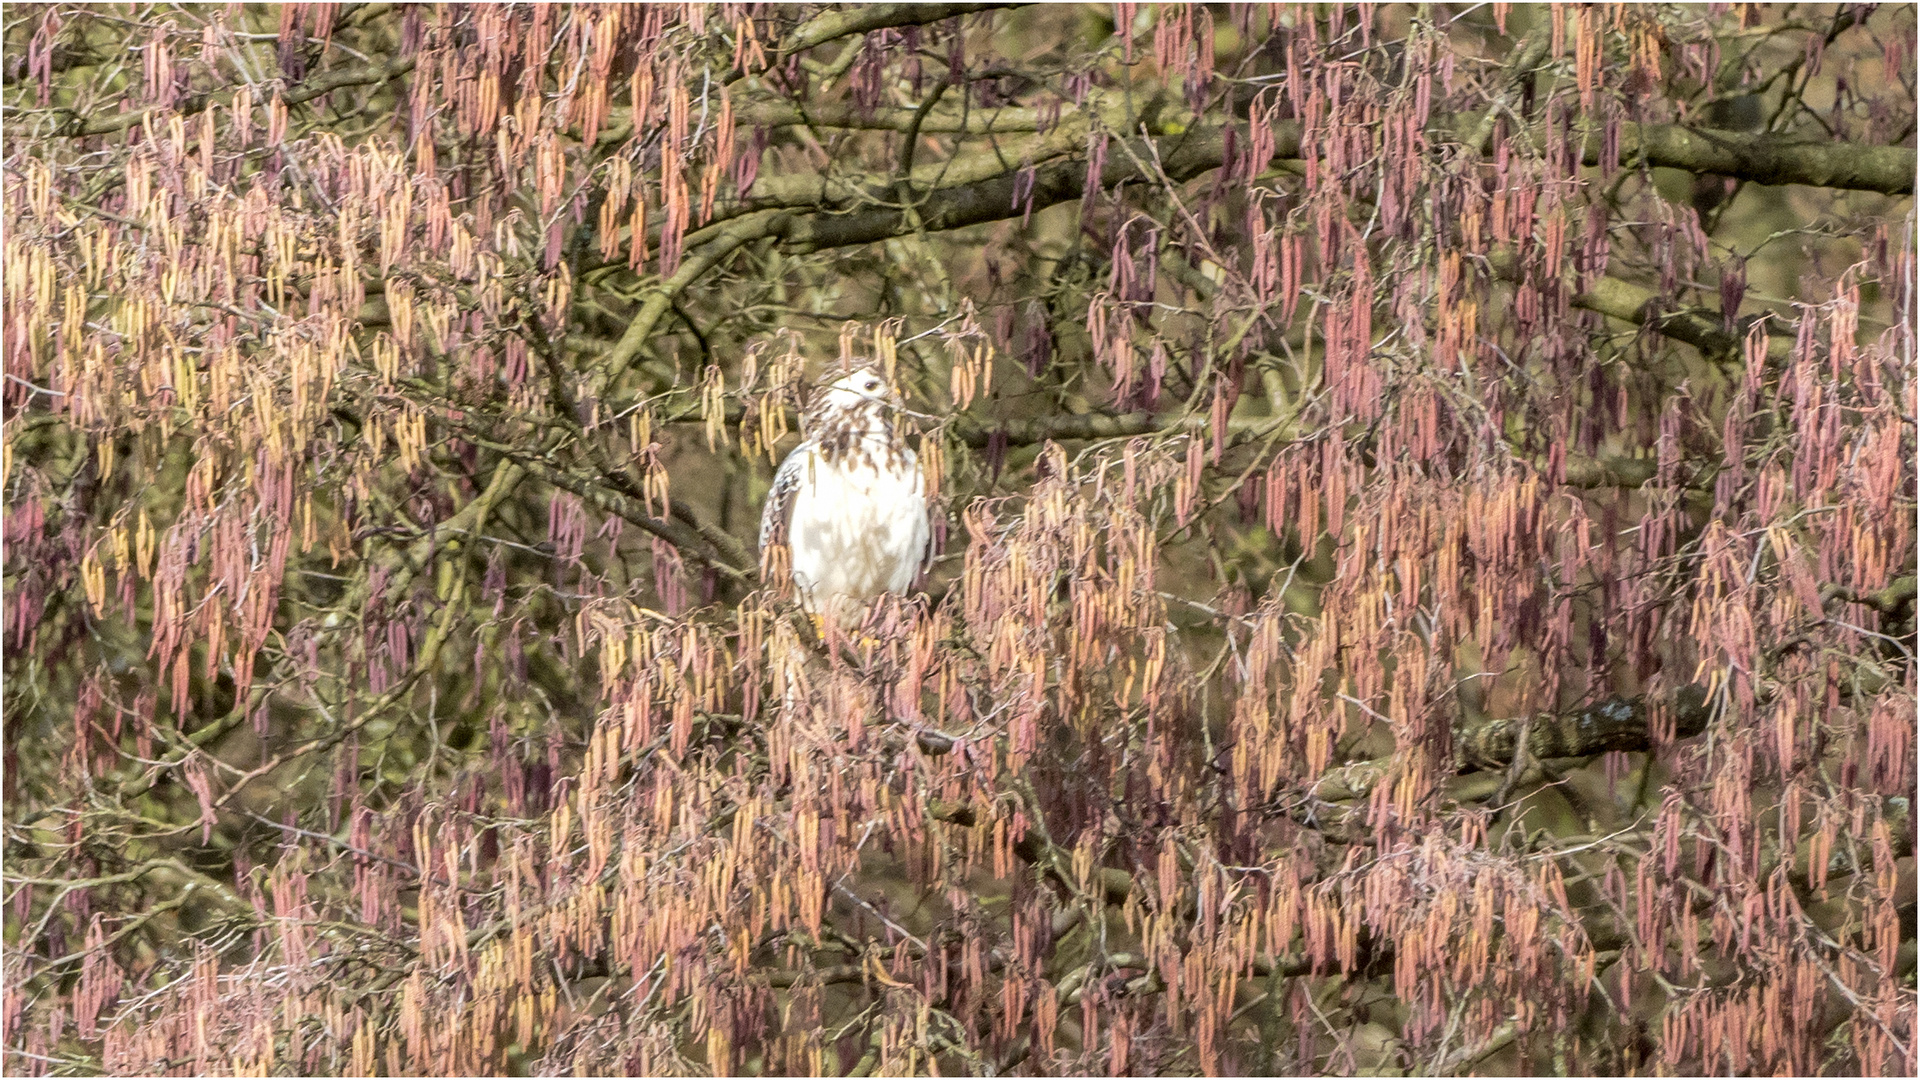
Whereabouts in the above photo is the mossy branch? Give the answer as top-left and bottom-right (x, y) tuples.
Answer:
(1456, 685), (1715, 770)
(774, 3), (1018, 59)
(1593, 123), (1915, 196)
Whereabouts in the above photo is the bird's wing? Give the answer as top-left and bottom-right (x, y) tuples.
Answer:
(758, 444), (810, 554)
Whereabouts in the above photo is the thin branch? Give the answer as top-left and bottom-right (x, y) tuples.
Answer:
(57, 54), (418, 137)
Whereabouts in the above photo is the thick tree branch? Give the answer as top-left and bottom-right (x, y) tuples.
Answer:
(1456, 685), (1714, 769)
(597, 210), (791, 389)
(1481, 244), (1790, 367)
(738, 94), (1914, 198)
(735, 96), (1049, 135)
(1593, 124), (1915, 196)
(1822, 575), (1917, 617)
(1452, 110), (1915, 195)
(776, 118), (1286, 253)
(737, 113), (1909, 262)
(1572, 272), (1792, 365)
(1561, 454), (1659, 489)
(774, 3), (1019, 59)
(950, 411), (1167, 447)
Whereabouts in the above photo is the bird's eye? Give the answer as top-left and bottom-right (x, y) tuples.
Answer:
(863, 379), (880, 392)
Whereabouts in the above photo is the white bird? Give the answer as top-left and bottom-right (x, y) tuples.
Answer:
(758, 364), (930, 625)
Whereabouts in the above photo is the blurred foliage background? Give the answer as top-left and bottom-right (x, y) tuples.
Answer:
(3, 3), (1914, 1075)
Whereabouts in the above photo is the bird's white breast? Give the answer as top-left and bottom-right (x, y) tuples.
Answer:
(783, 436), (929, 605)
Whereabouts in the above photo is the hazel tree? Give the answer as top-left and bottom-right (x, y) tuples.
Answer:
(3, 3), (1914, 1075)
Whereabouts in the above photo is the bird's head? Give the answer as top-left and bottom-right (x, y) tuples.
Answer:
(817, 365), (900, 412)
(801, 363), (915, 442)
